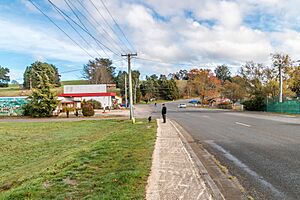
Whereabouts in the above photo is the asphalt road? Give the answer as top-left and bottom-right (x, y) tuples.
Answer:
(150, 100), (300, 200)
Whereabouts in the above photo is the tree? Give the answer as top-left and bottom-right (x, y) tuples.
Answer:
(23, 61), (60, 89)
(0, 66), (10, 87)
(187, 69), (221, 103)
(214, 65), (231, 84)
(23, 68), (58, 117)
(140, 74), (160, 101)
(11, 80), (19, 85)
(239, 61), (268, 97)
(83, 58), (115, 84)
(116, 71), (127, 97)
(132, 70), (141, 103)
(159, 75), (179, 100)
(115, 70), (141, 103)
(168, 69), (189, 80)
(289, 66), (300, 97)
(222, 77), (246, 103)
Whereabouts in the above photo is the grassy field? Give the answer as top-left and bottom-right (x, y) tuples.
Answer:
(0, 119), (156, 199)
(0, 80), (89, 97)
(0, 84), (31, 97)
(61, 80), (89, 86)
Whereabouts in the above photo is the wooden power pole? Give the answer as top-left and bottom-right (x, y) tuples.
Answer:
(122, 53), (137, 122)
(125, 75), (128, 108)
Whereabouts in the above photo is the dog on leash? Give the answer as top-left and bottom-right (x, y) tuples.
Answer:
(148, 116), (152, 123)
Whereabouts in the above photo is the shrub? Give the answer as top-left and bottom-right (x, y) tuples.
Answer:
(87, 99), (101, 109)
(63, 106), (75, 118)
(217, 102), (233, 109)
(82, 102), (95, 117)
(242, 96), (266, 111)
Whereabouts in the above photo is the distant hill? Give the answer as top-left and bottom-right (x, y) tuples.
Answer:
(0, 80), (90, 97)
(61, 80), (89, 86)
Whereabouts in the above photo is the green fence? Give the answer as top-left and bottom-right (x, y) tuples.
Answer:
(266, 100), (300, 114)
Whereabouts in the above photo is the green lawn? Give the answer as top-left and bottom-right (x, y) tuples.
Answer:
(0, 85), (31, 97)
(0, 119), (156, 199)
(0, 81), (89, 97)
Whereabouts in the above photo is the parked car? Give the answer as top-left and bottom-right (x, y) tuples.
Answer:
(188, 100), (200, 104)
(178, 103), (187, 108)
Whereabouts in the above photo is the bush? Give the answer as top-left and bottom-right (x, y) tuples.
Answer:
(82, 102), (95, 117)
(0, 83), (8, 87)
(217, 102), (233, 109)
(87, 99), (101, 109)
(242, 96), (266, 111)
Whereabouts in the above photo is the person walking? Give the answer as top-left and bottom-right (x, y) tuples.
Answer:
(162, 104), (167, 123)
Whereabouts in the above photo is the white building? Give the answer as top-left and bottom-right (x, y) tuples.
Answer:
(58, 84), (118, 110)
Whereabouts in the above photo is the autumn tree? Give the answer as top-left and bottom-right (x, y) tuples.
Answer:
(289, 66), (300, 97)
(222, 76), (246, 103)
(187, 69), (221, 103)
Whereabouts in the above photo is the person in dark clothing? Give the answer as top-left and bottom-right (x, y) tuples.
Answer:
(162, 104), (167, 123)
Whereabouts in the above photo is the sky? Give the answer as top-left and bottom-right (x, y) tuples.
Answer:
(1, 0), (300, 82)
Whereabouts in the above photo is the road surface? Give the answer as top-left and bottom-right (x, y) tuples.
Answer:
(148, 100), (300, 200)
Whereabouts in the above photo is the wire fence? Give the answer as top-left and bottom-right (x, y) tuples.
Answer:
(266, 100), (300, 114)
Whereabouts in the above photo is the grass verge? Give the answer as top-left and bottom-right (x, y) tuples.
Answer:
(0, 119), (156, 199)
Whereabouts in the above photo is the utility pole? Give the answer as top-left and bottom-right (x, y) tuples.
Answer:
(124, 75), (128, 108)
(279, 63), (283, 103)
(122, 53), (137, 122)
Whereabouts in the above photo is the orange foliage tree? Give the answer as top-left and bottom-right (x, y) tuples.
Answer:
(187, 69), (221, 103)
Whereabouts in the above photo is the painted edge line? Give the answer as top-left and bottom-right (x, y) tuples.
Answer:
(235, 122), (251, 127)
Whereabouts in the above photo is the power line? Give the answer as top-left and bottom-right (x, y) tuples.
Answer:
(28, 0), (94, 59)
(63, 0), (108, 58)
(47, 0), (121, 58)
(99, 0), (136, 52)
(74, 0), (125, 55)
(60, 69), (82, 74)
(50, 1), (103, 58)
(60, 58), (125, 74)
(89, 0), (131, 53)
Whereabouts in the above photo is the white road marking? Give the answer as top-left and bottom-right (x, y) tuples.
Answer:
(205, 140), (285, 199)
(235, 122), (251, 127)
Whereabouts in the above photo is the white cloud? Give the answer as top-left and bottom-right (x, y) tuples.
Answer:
(3, 0), (300, 78)
(0, 18), (108, 63)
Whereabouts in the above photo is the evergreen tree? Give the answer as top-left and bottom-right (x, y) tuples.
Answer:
(83, 58), (115, 84)
(23, 61), (60, 89)
(23, 68), (58, 117)
(0, 66), (10, 87)
(214, 65), (231, 84)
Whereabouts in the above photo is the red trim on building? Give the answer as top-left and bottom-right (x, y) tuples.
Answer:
(58, 92), (116, 97)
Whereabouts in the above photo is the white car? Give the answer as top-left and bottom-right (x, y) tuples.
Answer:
(178, 103), (187, 108)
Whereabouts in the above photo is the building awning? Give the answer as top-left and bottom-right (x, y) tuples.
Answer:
(60, 99), (75, 103)
(58, 92), (116, 97)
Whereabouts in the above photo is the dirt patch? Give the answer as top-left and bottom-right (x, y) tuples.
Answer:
(63, 177), (77, 186)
